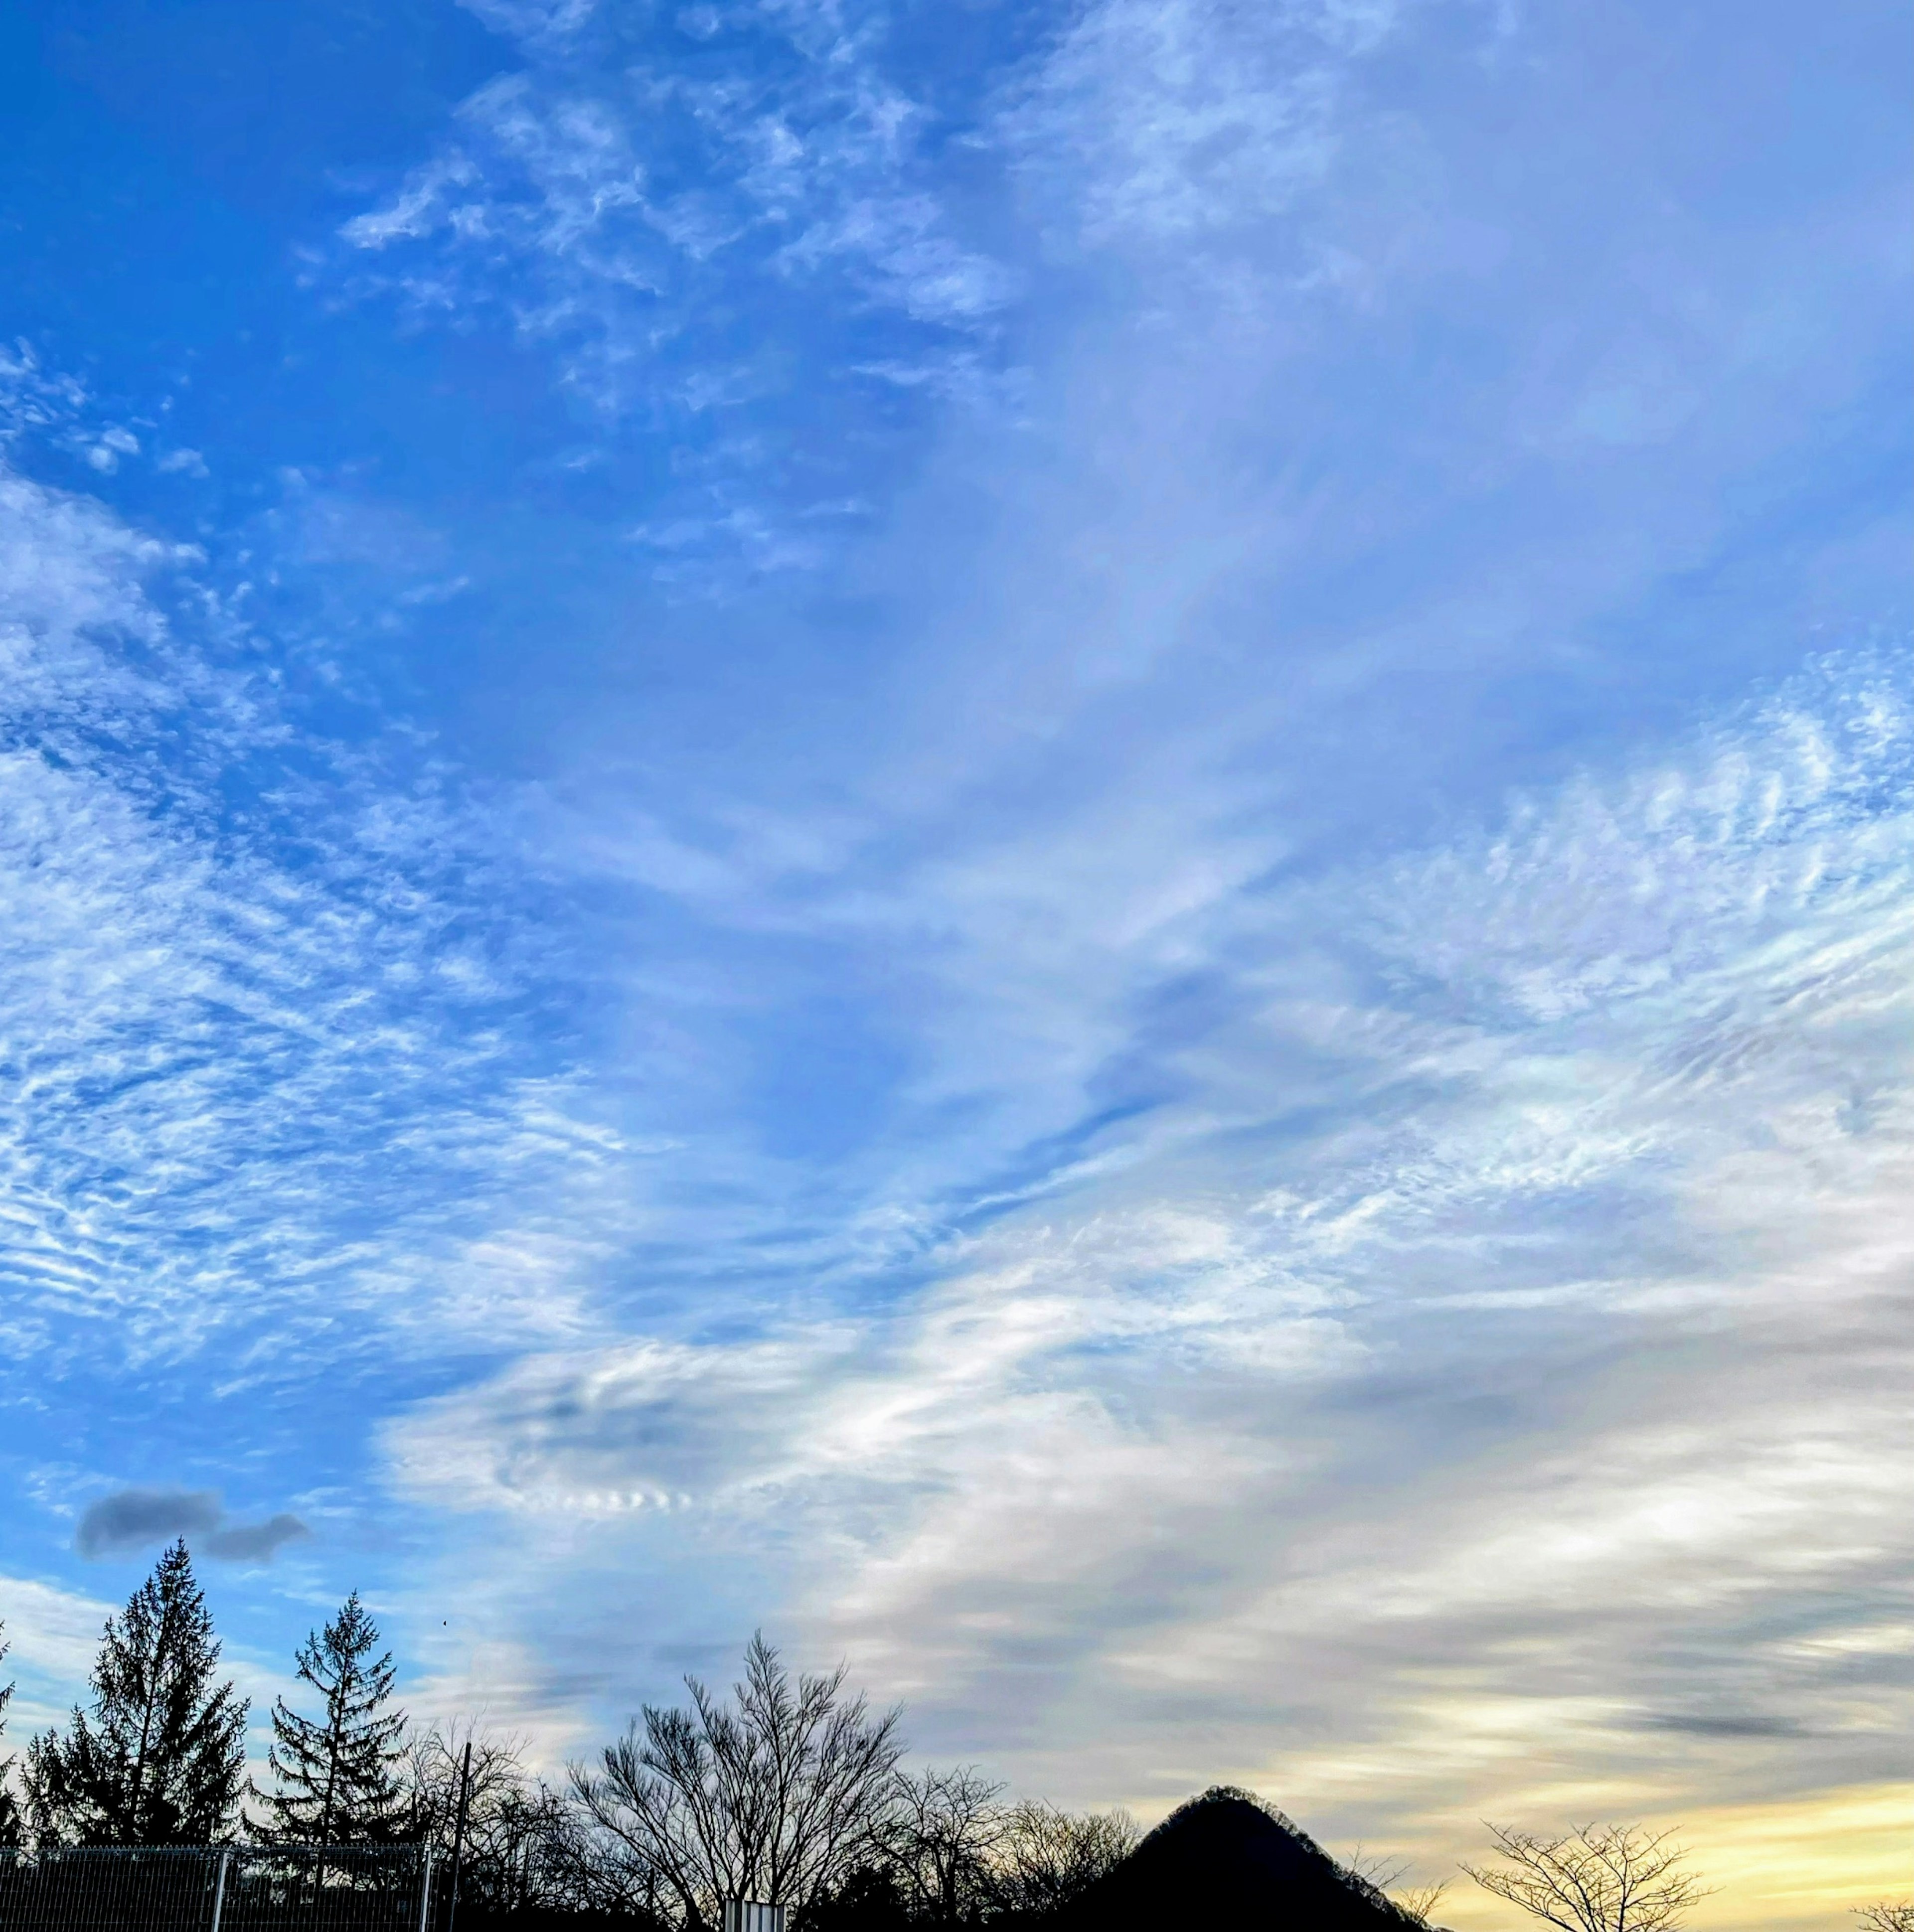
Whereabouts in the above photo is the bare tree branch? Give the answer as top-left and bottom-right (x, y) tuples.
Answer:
(1463, 1823), (1715, 1932)
(884, 1767), (1008, 1924)
(990, 1800), (1140, 1917)
(570, 1633), (903, 1929)
(1395, 1878), (1452, 1926)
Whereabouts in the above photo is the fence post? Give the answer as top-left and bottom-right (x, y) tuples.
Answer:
(417, 1847), (435, 1932)
(209, 1848), (231, 1932)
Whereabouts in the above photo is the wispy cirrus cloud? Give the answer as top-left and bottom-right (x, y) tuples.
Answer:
(333, 1), (1013, 422)
(994, 0), (1405, 250)
(327, 0), (1456, 589)
(0, 403), (627, 1382)
(387, 650), (1914, 1896)
(291, 35), (1914, 1897)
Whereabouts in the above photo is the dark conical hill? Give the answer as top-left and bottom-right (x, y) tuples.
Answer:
(1063, 1786), (1420, 1931)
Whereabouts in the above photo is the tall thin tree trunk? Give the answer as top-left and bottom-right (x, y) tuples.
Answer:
(129, 1589), (179, 1838)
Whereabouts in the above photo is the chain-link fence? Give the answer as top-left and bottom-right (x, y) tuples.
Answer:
(0, 1845), (447, 1932)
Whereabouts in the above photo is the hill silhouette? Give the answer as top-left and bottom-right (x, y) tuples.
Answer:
(1062, 1786), (1423, 1931)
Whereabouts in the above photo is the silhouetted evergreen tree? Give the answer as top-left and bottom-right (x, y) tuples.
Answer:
(0, 1623), (21, 1847)
(23, 1540), (248, 1844)
(255, 1591), (407, 1845)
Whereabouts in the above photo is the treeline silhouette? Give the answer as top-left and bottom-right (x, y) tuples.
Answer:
(17, 1543), (1793, 1932)
(0, 1546), (1431, 1929)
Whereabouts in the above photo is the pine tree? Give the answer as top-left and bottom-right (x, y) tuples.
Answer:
(0, 1622), (21, 1848)
(22, 1540), (248, 1845)
(255, 1592), (407, 1846)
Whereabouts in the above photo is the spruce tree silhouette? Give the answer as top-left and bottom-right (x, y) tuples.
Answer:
(24, 1540), (248, 1844)
(255, 1591), (409, 1845)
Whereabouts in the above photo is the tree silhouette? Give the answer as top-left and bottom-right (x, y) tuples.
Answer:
(571, 1632), (903, 1929)
(991, 1800), (1139, 1916)
(0, 1623), (20, 1848)
(1395, 1878), (1452, 1926)
(409, 1721), (668, 1921)
(1463, 1823), (1713, 1932)
(23, 1540), (248, 1845)
(255, 1591), (408, 1845)
(886, 1767), (1008, 1925)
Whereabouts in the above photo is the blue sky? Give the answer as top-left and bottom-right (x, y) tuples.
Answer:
(0, 0), (1910, 1921)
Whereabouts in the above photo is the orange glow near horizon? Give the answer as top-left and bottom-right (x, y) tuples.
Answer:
(1426, 1784), (1913, 1932)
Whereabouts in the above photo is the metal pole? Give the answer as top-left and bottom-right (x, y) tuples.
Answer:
(209, 1849), (230, 1932)
(447, 1741), (473, 1932)
(417, 1847), (435, 1932)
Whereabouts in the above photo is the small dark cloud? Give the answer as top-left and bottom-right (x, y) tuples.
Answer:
(75, 1489), (310, 1564)
(205, 1513), (311, 1562)
(76, 1488), (222, 1558)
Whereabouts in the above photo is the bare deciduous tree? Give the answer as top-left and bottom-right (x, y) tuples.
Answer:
(407, 1722), (626, 1919)
(571, 1633), (903, 1930)
(538, 1793), (672, 1923)
(1343, 1844), (1450, 1928)
(885, 1767), (1008, 1924)
(406, 1722), (526, 1855)
(1344, 1846), (1410, 1894)
(1394, 1878), (1452, 1926)
(1463, 1823), (1713, 1932)
(408, 1723), (572, 1916)
(990, 1800), (1140, 1916)
(1857, 1906), (1914, 1932)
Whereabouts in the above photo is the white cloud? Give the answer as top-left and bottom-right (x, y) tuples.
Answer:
(303, 14), (1914, 1851)
(458, 0), (602, 48)
(995, 0), (1405, 248)
(0, 1575), (114, 1682)
(337, 7), (1007, 392)
(325, 0), (1026, 584)
(0, 455), (632, 1376)
(387, 649), (1914, 1834)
